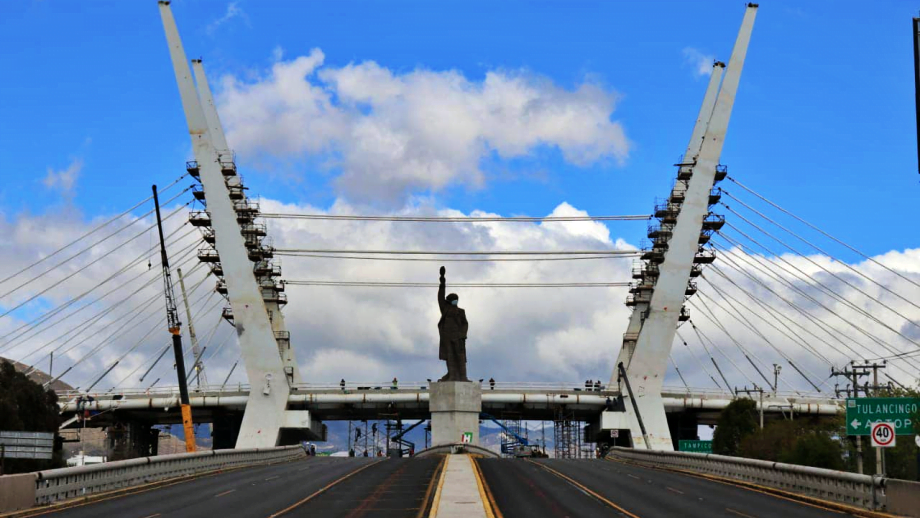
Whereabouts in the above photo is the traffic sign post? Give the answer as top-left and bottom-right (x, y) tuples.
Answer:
(846, 398), (919, 436)
(870, 422), (896, 477)
(870, 422), (896, 448)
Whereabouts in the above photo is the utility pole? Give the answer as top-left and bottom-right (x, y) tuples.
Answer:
(152, 185), (196, 454)
(772, 364), (781, 396)
(866, 361), (888, 476)
(913, 13), (920, 176)
(735, 386), (764, 429)
(177, 267), (206, 387)
(831, 362), (889, 475)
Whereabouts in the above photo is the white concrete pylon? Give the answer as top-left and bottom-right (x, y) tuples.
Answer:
(159, 0), (291, 448)
(190, 58), (302, 385)
(613, 3), (758, 450)
(614, 61), (726, 373)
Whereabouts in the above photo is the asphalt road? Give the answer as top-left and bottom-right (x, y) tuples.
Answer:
(479, 458), (850, 518)
(477, 458), (623, 517)
(285, 456), (443, 517)
(31, 456), (379, 518)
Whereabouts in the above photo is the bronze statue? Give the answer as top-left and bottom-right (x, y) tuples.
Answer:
(438, 266), (469, 381)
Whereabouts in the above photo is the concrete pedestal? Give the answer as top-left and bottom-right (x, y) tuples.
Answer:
(430, 381), (482, 447)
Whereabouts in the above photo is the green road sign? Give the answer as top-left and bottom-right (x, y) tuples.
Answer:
(846, 398), (920, 436)
(678, 440), (712, 453)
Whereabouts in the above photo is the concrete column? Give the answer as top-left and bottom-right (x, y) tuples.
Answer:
(430, 382), (482, 447)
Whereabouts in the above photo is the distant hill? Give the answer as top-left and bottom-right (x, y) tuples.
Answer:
(0, 357), (74, 393)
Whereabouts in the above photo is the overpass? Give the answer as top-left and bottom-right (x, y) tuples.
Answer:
(56, 382), (840, 449)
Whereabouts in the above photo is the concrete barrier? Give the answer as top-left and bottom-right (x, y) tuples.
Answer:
(32, 445), (305, 506)
(416, 443), (500, 459)
(885, 479), (920, 517)
(0, 474), (37, 513)
(607, 447), (889, 512)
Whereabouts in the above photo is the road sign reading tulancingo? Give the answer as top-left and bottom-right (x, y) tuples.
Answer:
(678, 440), (712, 453)
(846, 398), (920, 436)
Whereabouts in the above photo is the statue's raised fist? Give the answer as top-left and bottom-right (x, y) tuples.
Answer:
(440, 266), (446, 276)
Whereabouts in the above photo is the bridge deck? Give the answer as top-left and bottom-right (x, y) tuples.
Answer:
(57, 383), (840, 428)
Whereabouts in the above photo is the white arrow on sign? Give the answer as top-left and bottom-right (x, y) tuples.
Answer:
(850, 419), (861, 429)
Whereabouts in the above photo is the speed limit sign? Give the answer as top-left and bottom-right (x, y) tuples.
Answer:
(870, 422), (896, 448)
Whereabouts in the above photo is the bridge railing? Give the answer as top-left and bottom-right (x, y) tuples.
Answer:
(30, 445), (305, 506)
(606, 447), (899, 512)
(57, 383), (828, 404)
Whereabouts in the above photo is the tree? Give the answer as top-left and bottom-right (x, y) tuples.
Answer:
(780, 432), (844, 470)
(713, 398), (758, 456)
(0, 360), (63, 472)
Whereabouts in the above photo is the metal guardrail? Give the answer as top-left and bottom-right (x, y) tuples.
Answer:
(33, 445), (305, 505)
(606, 447), (887, 511)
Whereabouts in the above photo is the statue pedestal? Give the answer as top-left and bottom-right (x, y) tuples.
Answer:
(430, 381), (481, 447)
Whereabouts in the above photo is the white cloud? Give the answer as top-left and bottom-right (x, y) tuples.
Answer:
(206, 2), (248, 36)
(216, 51), (629, 204)
(1, 198), (918, 394)
(682, 47), (715, 78)
(42, 158), (82, 195)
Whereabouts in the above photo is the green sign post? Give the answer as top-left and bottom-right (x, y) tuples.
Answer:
(678, 440), (712, 453)
(846, 398), (920, 436)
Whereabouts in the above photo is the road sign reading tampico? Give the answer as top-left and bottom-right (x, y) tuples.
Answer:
(846, 398), (920, 436)
(678, 440), (712, 453)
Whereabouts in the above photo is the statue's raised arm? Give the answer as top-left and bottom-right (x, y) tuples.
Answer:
(438, 266), (447, 314)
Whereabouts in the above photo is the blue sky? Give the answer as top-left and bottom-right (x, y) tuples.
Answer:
(2, 1), (920, 394)
(2, 0), (918, 258)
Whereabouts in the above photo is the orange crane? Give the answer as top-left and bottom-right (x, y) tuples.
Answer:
(152, 184), (197, 453)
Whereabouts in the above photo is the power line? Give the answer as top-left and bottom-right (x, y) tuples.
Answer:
(275, 249), (636, 256)
(285, 281), (630, 288)
(275, 253), (636, 262)
(260, 213), (651, 222)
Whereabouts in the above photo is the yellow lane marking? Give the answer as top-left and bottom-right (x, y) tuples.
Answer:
(268, 460), (380, 518)
(726, 508), (757, 518)
(416, 455), (446, 518)
(214, 489), (236, 498)
(525, 460), (641, 518)
(605, 458), (896, 518)
(428, 455), (451, 518)
(471, 457), (501, 518)
(666, 487), (683, 495)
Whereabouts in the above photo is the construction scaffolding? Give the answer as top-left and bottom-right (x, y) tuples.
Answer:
(500, 412), (523, 458)
(552, 408), (596, 459)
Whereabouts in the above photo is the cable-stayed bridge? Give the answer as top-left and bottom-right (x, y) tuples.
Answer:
(0, 0), (917, 471)
(5, 3), (920, 517)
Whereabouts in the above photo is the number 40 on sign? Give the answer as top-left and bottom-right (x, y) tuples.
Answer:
(871, 422), (896, 448)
